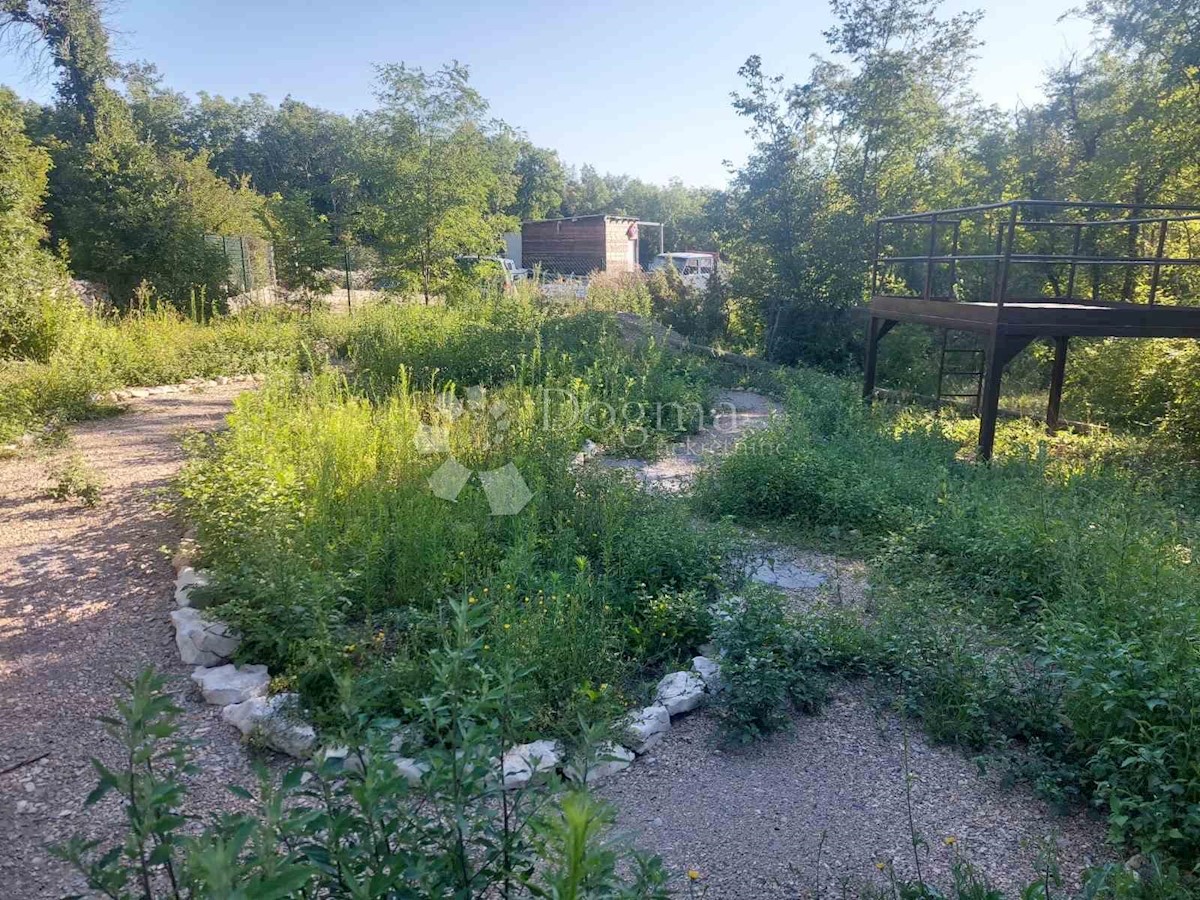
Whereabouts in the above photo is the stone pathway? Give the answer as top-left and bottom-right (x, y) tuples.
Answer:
(599, 389), (782, 492)
(0, 386), (257, 899)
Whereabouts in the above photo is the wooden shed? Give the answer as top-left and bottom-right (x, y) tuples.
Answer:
(520, 215), (640, 275)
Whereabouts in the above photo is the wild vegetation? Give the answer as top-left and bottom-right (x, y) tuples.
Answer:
(3, 0), (1200, 896)
(177, 299), (728, 738)
(696, 369), (1200, 881)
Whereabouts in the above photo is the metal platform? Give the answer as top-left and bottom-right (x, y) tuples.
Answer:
(862, 201), (1200, 458)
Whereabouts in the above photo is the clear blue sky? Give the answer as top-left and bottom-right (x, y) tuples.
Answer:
(0, 0), (1095, 187)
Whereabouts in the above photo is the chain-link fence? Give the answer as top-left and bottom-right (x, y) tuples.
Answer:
(205, 235), (280, 308)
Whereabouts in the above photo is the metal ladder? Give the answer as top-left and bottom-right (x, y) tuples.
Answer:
(935, 331), (985, 415)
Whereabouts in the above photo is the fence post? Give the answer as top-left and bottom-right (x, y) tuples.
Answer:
(240, 236), (252, 300)
(345, 246), (353, 315)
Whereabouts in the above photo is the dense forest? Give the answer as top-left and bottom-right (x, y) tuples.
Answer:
(2, 0), (1200, 440)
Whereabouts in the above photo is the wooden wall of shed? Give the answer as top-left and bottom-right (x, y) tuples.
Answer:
(521, 218), (607, 274)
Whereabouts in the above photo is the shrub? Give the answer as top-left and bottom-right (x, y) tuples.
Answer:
(711, 589), (828, 743)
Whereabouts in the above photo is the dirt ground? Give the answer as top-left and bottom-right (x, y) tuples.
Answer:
(0, 386), (258, 899)
(596, 389), (1113, 896)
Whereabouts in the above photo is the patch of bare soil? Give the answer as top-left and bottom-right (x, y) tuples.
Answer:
(0, 386), (258, 899)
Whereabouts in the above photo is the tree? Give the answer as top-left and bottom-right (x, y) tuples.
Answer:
(0, 86), (71, 360)
(261, 193), (338, 304)
(3, 0), (269, 307)
(363, 62), (514, 302)
(510, 142), (564, 221)
(0, 0), (116, 138)
(719, 0), (985, 367)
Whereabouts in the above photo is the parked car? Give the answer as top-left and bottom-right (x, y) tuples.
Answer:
(647, 252), (717, 286)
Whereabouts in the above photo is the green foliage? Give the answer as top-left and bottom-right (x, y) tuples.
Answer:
(700, 371), (1200, 862)
(178, 309), (731, 735)
(361, 62), (517, 301)
(0, 87), (75, 362)
(0, 306), (309, 441)
(346, 301), (714, 455)
(261, 193), (338, 300)
(57, 631), (670, 899)
(645, 264), (728, 344)
(47, 453), (103, 506)
(710, 589), (829, 743)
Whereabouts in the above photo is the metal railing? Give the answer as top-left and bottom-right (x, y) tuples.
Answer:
(871, 200), (1200, 308)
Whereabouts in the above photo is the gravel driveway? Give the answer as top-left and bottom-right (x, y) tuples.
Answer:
(0, 386), (257, 899)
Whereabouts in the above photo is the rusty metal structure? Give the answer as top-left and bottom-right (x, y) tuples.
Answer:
(862, 200), (1200, 459)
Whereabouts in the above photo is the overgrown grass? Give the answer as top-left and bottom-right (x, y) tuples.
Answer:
(0, 305), (314, 442)
(696, 371), (1200, 869)
(179, 304), (734, 737)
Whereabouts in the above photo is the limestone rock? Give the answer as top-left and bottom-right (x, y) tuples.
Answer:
(174, 567), (212, 608)
(322, 745), (367, 775)
(171, 608), (239, 666)
(692, 656), (723, 692)
(190, 664), (269, 706)
(654, 670), (706, 716)
(502, 739), (561, 789)
(621, 705), (670, 754)
(393, 757), (430, 785)
(221, 693), (315, 758)
(566, 742), (634, 784)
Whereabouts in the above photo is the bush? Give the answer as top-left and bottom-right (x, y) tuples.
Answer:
(711, 589), (828, 743)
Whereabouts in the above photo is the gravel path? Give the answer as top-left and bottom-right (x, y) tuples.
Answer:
(598, 692), (1111, 898)
(0, 386), (257, 899)
(600, 389), (783, 492)
(0, 382), (1115, 898)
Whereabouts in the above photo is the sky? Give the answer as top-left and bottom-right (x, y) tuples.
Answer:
(0, 0), (1097, 187)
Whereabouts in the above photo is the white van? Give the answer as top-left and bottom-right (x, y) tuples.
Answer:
(647, 252), (717, 287)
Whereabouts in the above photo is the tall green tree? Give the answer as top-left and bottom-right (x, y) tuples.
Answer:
(362, 62), (514, 301)
(719, 0), (985, 367)
(3, 0), (267, 306)
(0, 86), (71, 360)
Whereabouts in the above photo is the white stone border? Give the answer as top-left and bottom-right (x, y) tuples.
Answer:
(104, 373), (263, 403)
(169, 529), (725, 781)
